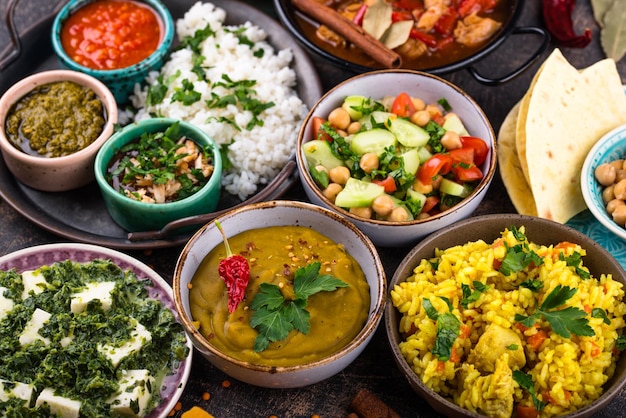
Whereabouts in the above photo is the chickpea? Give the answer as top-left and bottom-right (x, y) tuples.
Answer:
(349, 206), (372, 219)
(614, 179), (626, 200)
(359, 153), (379, 173)
(388, 206), (411, 222)
(347, 121), (362, 135)
(328, 107), (351, 130)
(610, 159), (625, 171)
(440, 131), (462, 150)
(410, 110), (431, 127)
(417, 212), (431, 220)
(426, 103), (443, 118)
(411, 97), (426, 111)
(613, 204), (626, 226)
(328, 166), (350, 185)
(413, 178), (433, 195)
(602, 184), (615, 203)
(322, 183), (343, 202)
(372, 194), (395, 217)
(595, 163), (616, 186)
(606, 199), (625, 214)
(616, 169), (626, 182)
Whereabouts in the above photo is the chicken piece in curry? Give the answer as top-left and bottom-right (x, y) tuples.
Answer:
(301, 0), (513, 69)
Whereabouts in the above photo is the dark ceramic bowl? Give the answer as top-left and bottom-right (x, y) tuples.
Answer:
(273, 0), (549, 85)
(385, 214), (626, 417)
(51, 0), (174, 103)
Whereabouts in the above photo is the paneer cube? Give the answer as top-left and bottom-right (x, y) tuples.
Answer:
(21, 270), (48, 300)
(108, 369), (155, 417)
(70, 281), (116, 314)
(98, 317), (152, 367)
(19, 308), (51, 347)
(35, 388), (81, 418)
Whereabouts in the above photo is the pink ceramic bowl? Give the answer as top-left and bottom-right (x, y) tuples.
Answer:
(0, 69), (117, 191)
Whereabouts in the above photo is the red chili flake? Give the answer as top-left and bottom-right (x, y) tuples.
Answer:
(542, 0), (591, 48)
(215, 221), (250, 313)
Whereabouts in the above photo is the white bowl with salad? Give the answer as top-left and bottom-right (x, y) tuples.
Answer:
(296, 69), (497, 247)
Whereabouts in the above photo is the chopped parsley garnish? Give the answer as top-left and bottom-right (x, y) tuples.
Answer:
(461, 281), (489, 308)
(437, 97), (452, 112)
(423, 297), (461, 361)
(171, 78), (202, 105)
(560, 251), (591, 280)
(424, 120), (446, 153)
(519, 279), (543, 292)
(498, 228), (544, 276)
(617, 335), (626, 351)
(249, 262), (348, 352)
(206, 75), (275, 130)
(591, 308), (611, 325)
(513, 370), (547, 412)
(515, 285), (595, 338)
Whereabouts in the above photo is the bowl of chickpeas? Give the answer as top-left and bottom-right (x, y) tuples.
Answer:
(295, 69), (497, 247)
(581, 123), (626, 241)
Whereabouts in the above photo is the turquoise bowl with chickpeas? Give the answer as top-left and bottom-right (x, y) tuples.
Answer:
(582, 123), (626, 241)
(295, 69), (497, 248)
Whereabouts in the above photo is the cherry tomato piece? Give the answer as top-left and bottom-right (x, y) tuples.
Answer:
(373, 176), (397, 193)
(460, 136), (489, 165)
(418, 154), (453, 185)
(421, 195), (440, 213)
(391, 92), (417, 117)
(452, 164), (483, 182)
(313, 116), (332, 142)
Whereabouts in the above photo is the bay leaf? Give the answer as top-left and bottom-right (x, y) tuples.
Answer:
(362, 0), (392, 40)
(381, 20), (413, 50)
(599, 0), (626, 61)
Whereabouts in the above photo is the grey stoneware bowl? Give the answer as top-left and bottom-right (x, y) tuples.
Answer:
(385, 213), (626, 418)
(172, 200), (386, 388)
(296, 69), (497, 248)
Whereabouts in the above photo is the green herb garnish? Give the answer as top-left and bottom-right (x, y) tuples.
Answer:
(461, 281), (489, 308)
(249, 262), (348, 352)
(513, 370), (547, 412)
(515, 285), (595, 338)
(423, 298), (461, 361)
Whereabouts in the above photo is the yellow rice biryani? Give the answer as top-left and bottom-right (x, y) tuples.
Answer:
(391, 226), (626, 418)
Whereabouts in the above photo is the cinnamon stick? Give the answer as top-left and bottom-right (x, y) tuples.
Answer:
(291, 0), (402, 69)
(349, 388), (401, 418)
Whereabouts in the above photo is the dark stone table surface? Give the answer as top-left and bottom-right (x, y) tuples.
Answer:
(0, 0), (625, 417)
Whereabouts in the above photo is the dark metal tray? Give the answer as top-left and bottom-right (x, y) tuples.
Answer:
(0, 0), (322, 249)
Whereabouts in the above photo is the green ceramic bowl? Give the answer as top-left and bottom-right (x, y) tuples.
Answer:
(94, 118), (222, 232)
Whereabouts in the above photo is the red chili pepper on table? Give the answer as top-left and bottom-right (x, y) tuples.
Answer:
(216, 220), (250, 313)
(542, 0), (591, 48)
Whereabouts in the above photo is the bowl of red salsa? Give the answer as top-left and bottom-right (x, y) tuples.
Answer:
(51, 0), (174, 103)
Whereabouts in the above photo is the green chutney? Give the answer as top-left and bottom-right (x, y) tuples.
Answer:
(189, 225), (371, 367)
(5, 81), (106, 157)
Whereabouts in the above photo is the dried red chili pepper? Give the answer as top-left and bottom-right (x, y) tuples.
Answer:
(542, 0), (591, 48)
(215, 220), (250, 313)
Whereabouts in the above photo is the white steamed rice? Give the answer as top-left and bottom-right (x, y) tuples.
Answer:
(129, 2), (308, 199)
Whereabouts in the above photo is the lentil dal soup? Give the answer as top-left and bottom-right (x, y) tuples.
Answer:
(391, 226), (626, 417)
(189, 225), (370, 367)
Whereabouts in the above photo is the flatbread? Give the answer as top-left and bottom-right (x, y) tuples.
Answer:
(497, 102), (537, 216)
(515, 49), (626, 223)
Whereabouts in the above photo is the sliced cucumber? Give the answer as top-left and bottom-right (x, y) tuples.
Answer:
(442, 113), (469, 136)
(405, 188), (426, 216)
(417, 146), (433, 163)
(334, 178), (385, 208)
(350, 128), (397, 156)
(342, 95), (369, 120)
(302, 139), (344, 170)
(359, 111), (394, 130)
(385, 117), (430, 147)
(440, 178), (470, 197)
(401, 148), (420, 176)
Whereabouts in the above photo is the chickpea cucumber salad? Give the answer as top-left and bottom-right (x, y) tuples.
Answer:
(304, 92), (490, 222)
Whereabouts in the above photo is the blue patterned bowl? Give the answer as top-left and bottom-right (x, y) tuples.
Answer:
(581, 124), (626, 242)
(50, 0), (174, 103)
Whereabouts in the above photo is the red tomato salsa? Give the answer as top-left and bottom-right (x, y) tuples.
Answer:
(60, 0), (163, 70)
